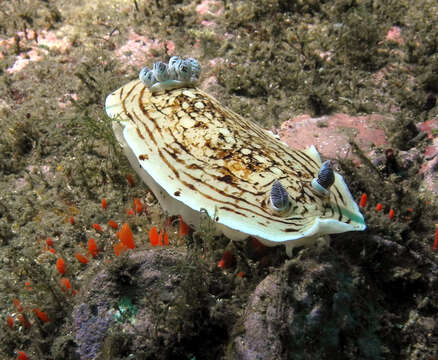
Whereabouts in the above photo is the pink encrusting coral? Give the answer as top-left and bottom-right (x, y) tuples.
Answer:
(7, 49), (43, 74)
(57, 93), (78, 109)
(278, 113), (388, 160)
(113, 30), (175, 69)
(385, 26), (404, 45)
(0, 29), (72, 74)
(196, 0), (224, 27)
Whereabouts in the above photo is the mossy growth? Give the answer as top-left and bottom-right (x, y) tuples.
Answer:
(187, 208), (229, 261)
(214, 0), (437, 127)
(0, 111), (39, 174)
(334, 4), (385, 71)
(337, 139), (438, 254)
(162, 254), (230, 359)
(130, 0), (202, 50)
(97, 327), (133, 360)
(87, 247), (235, 360)
(0, 0), (62, 38)
(0, 248), (74, 358)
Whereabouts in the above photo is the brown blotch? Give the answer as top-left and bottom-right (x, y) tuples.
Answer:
(174, 191), (181, 196)
(186, 183), (196, 190)
(136, 128), (145, 139)
(283, 227), (301, 233)
(217, 175), (234, 184)
(219, 206), (248, 217)
(139, 154), (148, 161)
(332, 186), (345, 205)
(187, 163), (202, 169)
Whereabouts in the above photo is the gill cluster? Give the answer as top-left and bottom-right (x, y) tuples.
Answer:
(139, 56), (201, 93)
(270, 161), (335, 213)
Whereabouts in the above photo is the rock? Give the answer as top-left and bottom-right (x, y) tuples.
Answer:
(278, 114), (438, 194)
(230, 234), (437, 359)
(277, 113), (389, 160)
(231, 252), (383, 360)
(232, 274), (283, 359)
(418, 118), (438, 193)
(70, 249), (230, 360)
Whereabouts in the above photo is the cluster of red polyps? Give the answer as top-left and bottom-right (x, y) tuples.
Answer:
(359, 193), (438, 251)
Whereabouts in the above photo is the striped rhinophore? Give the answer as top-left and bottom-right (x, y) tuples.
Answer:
(105, 79), (366, 255)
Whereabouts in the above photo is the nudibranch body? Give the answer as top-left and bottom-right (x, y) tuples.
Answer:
(105, 57), (366, 256)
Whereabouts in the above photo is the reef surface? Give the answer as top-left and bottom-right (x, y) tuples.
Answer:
(0, 0), (437, 359)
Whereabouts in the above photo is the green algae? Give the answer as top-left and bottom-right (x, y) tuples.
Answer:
(114, 296), (137, 324)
